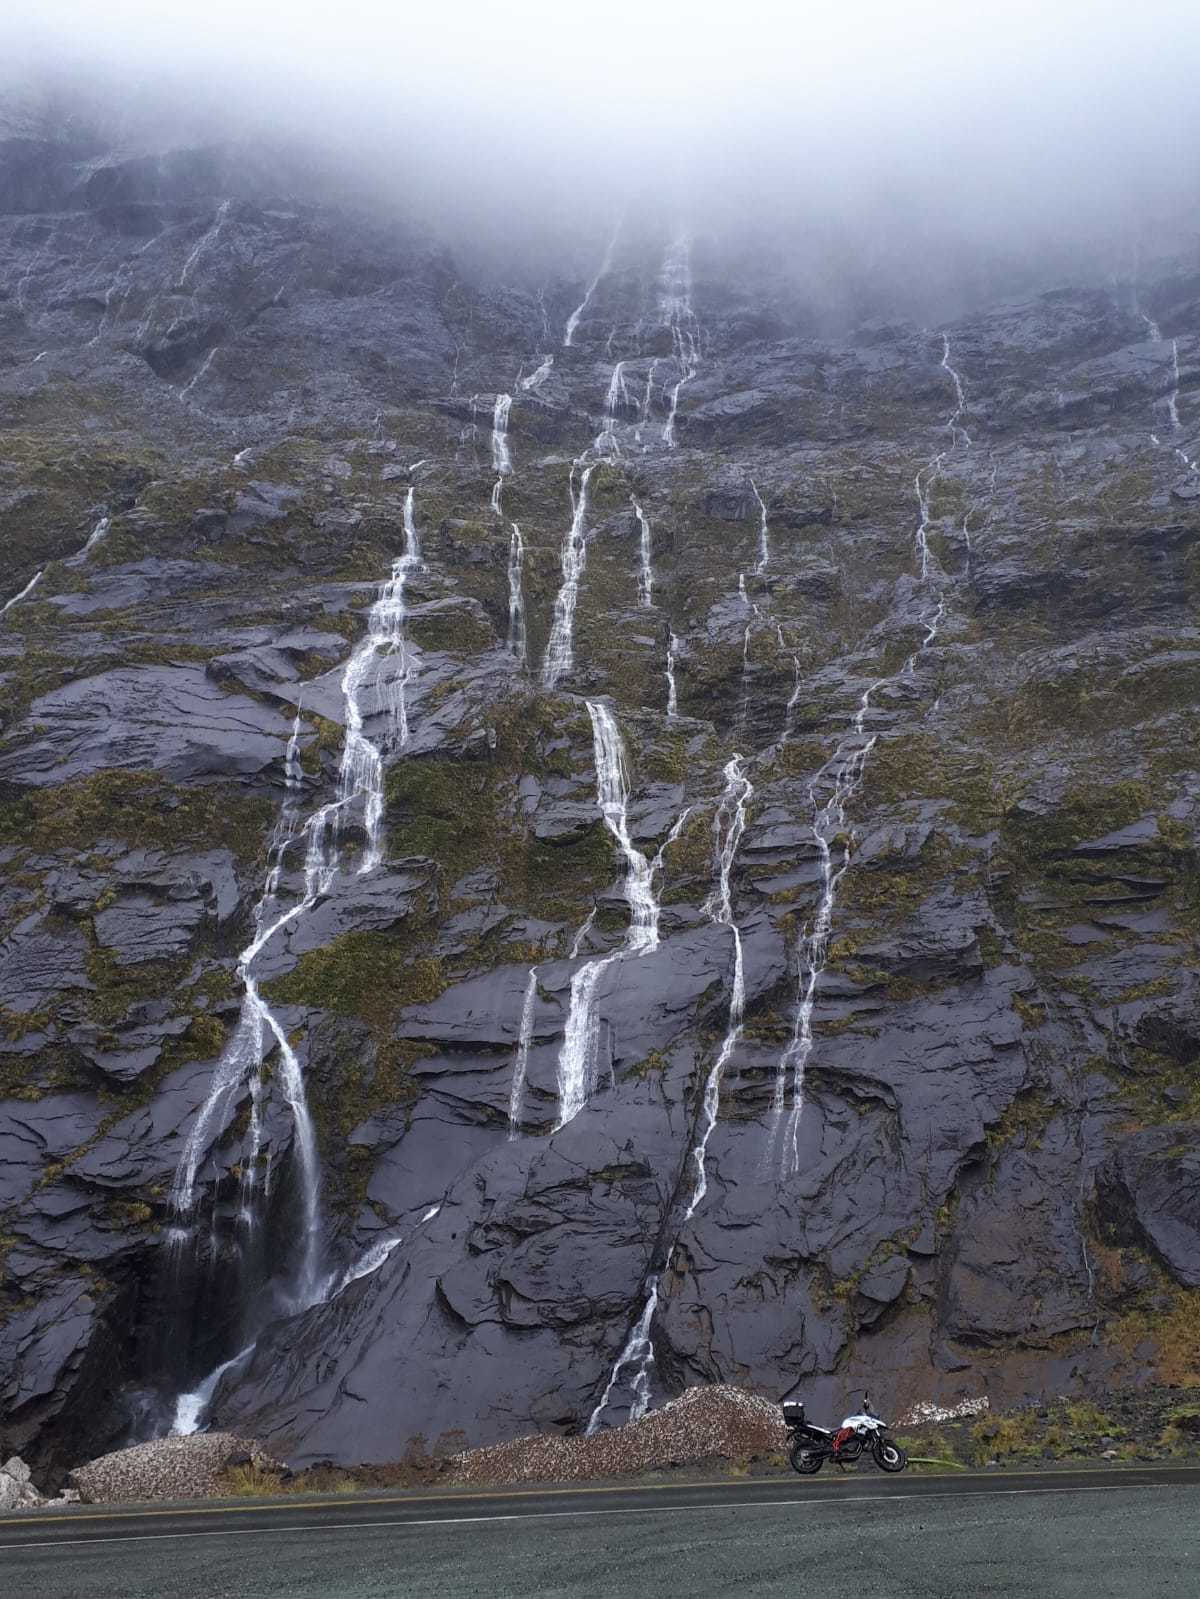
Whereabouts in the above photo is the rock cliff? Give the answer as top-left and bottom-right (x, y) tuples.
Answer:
(2, 138), (1199, 1474)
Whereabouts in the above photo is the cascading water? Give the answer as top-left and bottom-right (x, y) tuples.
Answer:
(766, 698), (878, 1178)
(598, 361), (630, 458)
(1, 570), (43, 616)
(586, 1279), (659, 1434)
(685, 757), (753, 1220)
(324, 484), (422, 874)
(163, 489), (427, 1431)
(541, 461), (597, 689)
(554, 701), (666, 1128)
(564, 224), (619, 347)
(489, 393), (528, 663)
(751, 480), (770, 575)
(660, 235), (700, 447)
(491, 393), (513, 476)
(520, 354), (554, 392)
(67, 515), (112, 565)
(507, 969), (539, 1133)
(636, 357), (662, 446)
(589, 757), (751, 1427)
(768, 335), (968, 1176)
(665, 632), (680, 717)
(632, 497), (654, 607)
(506, 523), (528, 663)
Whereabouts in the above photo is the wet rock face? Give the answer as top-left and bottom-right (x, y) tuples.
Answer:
(3, 135), (1200, 1475)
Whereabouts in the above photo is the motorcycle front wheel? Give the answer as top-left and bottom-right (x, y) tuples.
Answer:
(872, 1440), (908, 1473)
(789, 1441), (824, 1475)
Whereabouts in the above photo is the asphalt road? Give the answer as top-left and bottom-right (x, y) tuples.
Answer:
(2, 1466), (1198, 1598)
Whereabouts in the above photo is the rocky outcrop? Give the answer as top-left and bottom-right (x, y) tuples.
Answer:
(2, 133), (1200, 1478)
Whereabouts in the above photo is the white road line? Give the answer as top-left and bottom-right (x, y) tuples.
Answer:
(0, 1481), (1176, 1552)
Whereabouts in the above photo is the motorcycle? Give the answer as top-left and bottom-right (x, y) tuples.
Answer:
(780, 1390), (908, 1475)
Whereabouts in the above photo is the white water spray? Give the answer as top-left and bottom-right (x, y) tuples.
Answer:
(506, 522), (528, 663)
(685, 757), (753, 1220)
(751, 480), (770, 575)
(554, 702), (665, 1126)
(66, 516), (112, 566)
(326, 488), (420, 873)
(169, 491), (429, 1419)
(632, 498), (654, 607)
(665, 633), (680, 717)
(586, 1278), (659, 1434)
(508, 969), (539, 1133)
(660, 235), (699, 447)
(171, 1343), (254, 1437)
(769, 336), (967, 1176)
(564, 225), (619, 347)
(940, 333), (971, 450)
(520, 355), (554, 392)
(590, 760), (750, 1429)
(770, 697), (878, 1178)
(1, 570), (43, 616)
(541, 461), (597, 689)
(491, 393), (513, 475)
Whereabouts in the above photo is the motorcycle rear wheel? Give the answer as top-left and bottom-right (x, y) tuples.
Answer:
(873, 1440), (908, 1473)
(789, 1441), (824, 1475)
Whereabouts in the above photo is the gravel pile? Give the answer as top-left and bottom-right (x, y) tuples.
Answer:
(452, 1386), (788, 1486)
(70, 1433), (282, 1504)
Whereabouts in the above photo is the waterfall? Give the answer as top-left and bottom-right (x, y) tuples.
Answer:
(164, 492), (428, 1427)
(768, 335), (968, 1176)
(491, 393), (513, 475)
(769, 700), (877, 1178)
(506, 522), (528, 663)
(1141, 317), (1195, 468)
(67, 515), (112, 566)
(553, 701), (662, 1127)
(751, 481), (770, 575)
(489, 393), (527, 663)
(171, 1343), (255, 1437)
(598, 361), (629, 457)
(590, 700), (660, 954)
(940, 333), (971, 450)
(684, 756), (753, 1220)
(180, 198), (232, 288)
(329, 485), (421, 874)
(636, 357), (662, 445)
(632, 498), (654, 607)
(589, 759), (750, 1430)
(507, 969), (539, 1133)
(665, 632), (680, 717)
(564, 224), (619, 347)
(1, 570), (43, 617)
(520, 355), (554, 392)
(586, 1277), (659, 1434)
(541, 461), (597, 689)
(660, 235), (699, 447)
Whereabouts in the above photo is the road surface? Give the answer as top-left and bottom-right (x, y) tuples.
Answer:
(1, 1465), (1197, 1596)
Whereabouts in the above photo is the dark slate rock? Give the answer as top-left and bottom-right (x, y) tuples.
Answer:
(0, 666), (295, 787)
(0, 916), (92, 1014)
(0, 1095), (107, 1208)
(1101, 1125), (1200, 1288)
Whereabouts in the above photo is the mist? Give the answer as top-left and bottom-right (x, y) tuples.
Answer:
(6, 0), (1200, 318)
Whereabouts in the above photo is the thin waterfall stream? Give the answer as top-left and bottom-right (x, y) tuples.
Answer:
(588, 755), (752, 1427)
(163, 486), (426, 1433)
(552, 700), (665, 1127)
(767, 336), (970, 1177)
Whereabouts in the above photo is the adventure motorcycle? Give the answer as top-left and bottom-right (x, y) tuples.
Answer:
(781, 1391), (908, 1475)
